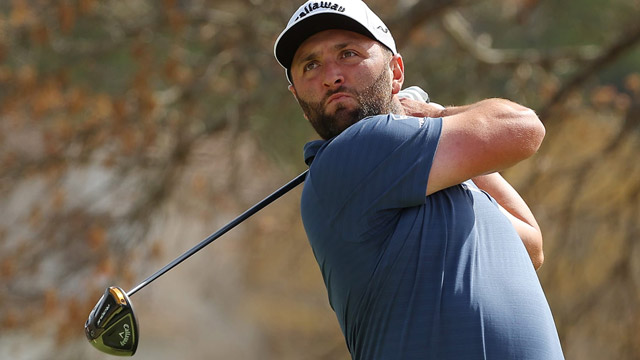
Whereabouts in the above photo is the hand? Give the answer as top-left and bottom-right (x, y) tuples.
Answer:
(400, 97), (446, 118)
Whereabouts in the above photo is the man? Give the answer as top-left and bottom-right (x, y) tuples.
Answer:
(274, 1), (564, 359)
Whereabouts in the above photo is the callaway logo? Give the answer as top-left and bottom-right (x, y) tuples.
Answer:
(296, 2), (346, 20)
(119, 323), (131, 346)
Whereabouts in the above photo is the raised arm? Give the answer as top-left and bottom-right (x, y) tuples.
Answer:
(401, 97), (545, 195)
(400, 97), (546, 269)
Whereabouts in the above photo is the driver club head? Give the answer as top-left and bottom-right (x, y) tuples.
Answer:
(85, 286), (139, 356)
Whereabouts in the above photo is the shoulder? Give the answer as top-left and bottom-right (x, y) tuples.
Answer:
(334, 114), (441, 146)
(307, 114), (442, 197)
(314, 114), (442, 169)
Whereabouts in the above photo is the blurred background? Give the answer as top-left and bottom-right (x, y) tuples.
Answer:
(1, 0), (639, 359)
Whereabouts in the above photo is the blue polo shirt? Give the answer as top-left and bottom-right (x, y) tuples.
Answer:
(301, 114), (564, 359)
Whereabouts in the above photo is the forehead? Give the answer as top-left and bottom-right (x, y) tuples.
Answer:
(292, 29), (379, 63)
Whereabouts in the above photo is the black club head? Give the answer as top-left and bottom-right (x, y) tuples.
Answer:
(85, 286), (139, 356)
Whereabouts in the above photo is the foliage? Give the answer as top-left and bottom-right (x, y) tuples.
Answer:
(0, 0), (639, 359)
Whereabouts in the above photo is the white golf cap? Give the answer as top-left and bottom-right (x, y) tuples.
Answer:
(274, 0), (397, 84)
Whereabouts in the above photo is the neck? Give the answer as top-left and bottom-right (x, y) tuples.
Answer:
(390, 96), (404, 115)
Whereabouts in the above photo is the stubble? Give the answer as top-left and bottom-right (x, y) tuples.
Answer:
(297, 68), (395, 140)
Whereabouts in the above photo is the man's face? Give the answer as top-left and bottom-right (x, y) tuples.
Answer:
(288, 30), (402, 139)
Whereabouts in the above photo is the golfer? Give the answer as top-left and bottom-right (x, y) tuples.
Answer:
(274, 0), (564, 358)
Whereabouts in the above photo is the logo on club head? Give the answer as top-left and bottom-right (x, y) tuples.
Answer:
(119, 323), (131, 346)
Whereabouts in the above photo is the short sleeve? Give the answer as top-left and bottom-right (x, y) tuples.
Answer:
(307, 114), (442, 241)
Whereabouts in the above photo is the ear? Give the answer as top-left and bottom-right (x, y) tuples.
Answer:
(288, 84), (309, 120)
(288, 84), (297, 99)
(389, 54), (404, 95)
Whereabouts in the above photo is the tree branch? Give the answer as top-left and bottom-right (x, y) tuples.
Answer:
(539, 21), (640, 120)
(441, 10), (600, 66)
(389, 0), (474, 49)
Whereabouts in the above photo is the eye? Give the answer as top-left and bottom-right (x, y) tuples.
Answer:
(303, 61), (319, 72)
(341, 50), (358, 59)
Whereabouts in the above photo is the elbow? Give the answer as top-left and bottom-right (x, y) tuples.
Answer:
(487, 100), (546, 163)
(530, 231), (545, 270)
(522, 109), (546, 157)
(532, 251), (544, 271)
(521, 225), (544, 270)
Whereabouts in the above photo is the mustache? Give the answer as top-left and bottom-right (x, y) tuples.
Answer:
(323, 86), (354, 102)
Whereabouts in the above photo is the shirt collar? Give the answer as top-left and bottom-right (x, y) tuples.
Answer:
(303, 139), (327, 165)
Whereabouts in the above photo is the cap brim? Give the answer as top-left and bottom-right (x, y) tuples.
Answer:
(275, 13), (374, 70)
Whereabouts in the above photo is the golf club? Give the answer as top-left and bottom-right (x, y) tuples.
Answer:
(85, 169), (308, 356)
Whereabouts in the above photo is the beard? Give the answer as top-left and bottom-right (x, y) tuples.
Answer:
(296, 69), (394, 140)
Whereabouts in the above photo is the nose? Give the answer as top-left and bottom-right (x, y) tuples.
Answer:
(322, 62), (344, 89)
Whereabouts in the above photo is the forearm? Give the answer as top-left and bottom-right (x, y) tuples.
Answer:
(472, 172), (544, 270)
(401, 97), (537, 120)
(403, 98), (545, 169)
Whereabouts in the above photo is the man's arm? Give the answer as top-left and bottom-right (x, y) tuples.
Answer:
(400, 97), (545, 196)
(471, 173), (544, 270)
(400, 97), (546, 269)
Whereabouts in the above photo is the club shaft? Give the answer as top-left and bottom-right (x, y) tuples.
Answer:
(127, 170), (308, 297)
